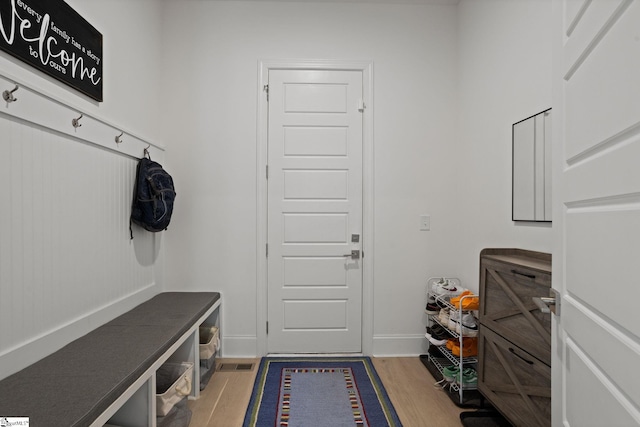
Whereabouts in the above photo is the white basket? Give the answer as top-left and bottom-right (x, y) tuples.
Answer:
(199, 326), (220, 361)
(156, 362), (194, 416)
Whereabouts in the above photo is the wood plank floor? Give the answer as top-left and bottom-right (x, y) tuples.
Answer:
(188, 357), (465, 426)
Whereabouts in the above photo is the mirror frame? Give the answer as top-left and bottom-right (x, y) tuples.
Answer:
(512, 108), (552, 222)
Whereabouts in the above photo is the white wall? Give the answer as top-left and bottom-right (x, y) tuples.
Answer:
(0, 0), (166, 379)
(160, 0), (460, 356)
(454, 0), (553, 289)
(161, 0), (554, 357)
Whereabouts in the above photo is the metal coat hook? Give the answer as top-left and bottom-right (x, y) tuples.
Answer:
(72, 113), (83, 129)
(3, 84), (19, 103)
(143, 143), (151, 159)
(115, 131), (124, 145)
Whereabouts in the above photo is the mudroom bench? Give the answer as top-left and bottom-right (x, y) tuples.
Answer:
(0, 292), (221, 427)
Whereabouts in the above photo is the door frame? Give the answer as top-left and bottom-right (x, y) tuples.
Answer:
(256, 59), (374, 356)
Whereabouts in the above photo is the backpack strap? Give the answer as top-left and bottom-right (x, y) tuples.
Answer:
(129, 155), (144, 240)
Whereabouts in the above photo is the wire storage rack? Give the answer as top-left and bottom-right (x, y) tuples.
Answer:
(422, 277), (484, 407)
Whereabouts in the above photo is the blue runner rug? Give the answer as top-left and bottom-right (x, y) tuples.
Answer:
(243, 357), (403, 427)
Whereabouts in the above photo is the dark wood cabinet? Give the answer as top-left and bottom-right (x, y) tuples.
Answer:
(478, 248), (551, 427)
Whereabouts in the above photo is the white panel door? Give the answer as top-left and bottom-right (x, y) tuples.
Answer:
(267, 69), (363, 353)
(553, 1), (640, 425)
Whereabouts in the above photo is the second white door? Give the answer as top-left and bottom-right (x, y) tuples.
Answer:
(553, 1), (640, 425)
(267, 69), (364, 353)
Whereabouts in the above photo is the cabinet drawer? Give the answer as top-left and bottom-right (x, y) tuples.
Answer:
(479, 258), (551, 365)
(478, 326), (551, 427)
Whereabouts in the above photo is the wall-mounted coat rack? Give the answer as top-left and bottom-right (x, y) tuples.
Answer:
(0, 72), (163, 160)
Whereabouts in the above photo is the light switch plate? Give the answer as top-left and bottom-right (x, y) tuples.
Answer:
(420, 215), (430, 231)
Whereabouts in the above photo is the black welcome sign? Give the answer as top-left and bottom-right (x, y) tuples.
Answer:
(0, 0), (103, 101)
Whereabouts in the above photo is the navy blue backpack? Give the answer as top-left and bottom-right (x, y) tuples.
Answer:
(130, 152), (176, 238)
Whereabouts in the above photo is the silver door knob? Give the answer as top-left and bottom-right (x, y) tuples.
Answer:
(532, 297), (555, 313)
(532, 288), (561, 316)
(344, 250), (360, 260)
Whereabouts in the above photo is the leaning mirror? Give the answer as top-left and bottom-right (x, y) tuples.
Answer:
(512, 108), (552, 222)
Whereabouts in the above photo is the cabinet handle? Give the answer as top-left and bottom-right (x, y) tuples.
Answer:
(509, 347), (534, 365)
(511, 269), (535, 280)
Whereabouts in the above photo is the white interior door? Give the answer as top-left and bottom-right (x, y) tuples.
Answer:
(267, 69), (364, 353)
(553, 1), (640, 425)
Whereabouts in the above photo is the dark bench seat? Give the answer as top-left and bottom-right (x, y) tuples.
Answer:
(0, 292), (221, 427)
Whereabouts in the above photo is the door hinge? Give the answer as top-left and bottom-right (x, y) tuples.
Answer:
(266, 243), (268, 257)
(264, 84), (269, 101)
(358, 98), (365, 112)
(266, 321), (269, 334)
(266, 165), (269, 179)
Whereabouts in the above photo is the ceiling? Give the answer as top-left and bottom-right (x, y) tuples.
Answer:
(212, 0), (460, 4)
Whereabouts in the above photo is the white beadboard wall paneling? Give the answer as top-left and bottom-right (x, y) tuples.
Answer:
(0, 72), (163, 380)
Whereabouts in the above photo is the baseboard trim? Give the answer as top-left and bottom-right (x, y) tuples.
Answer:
(372, 334), (429, 357)
(221, 335), (258, 358)
(222, 334), (429, 358)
